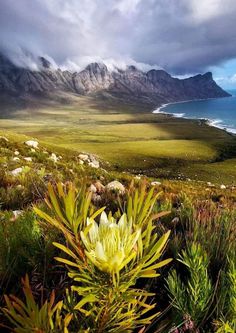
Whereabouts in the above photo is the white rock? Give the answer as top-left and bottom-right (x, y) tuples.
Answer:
(12, 157), (20, 161)
(88, 161), (99, 168)
(25, 140), (38, 148)
(89, 184), (97, 193)
(79, 153), (89, 162)
(10, 167), (23, 176)
(24, 157), (32, 162)
(12, 210), (23, 219)
(207, 182), (212, 186)
(49, 153), (58, 162)
(151, 181), (161, 186)
(31, 148), (36, 152)
(106, 181), (125, 194)
(79, 159), (84, 165)
(220, 184), (226, 190)
(14, 150), (20, 156)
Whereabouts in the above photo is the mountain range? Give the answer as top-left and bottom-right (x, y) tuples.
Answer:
(0, 53), (230, 107)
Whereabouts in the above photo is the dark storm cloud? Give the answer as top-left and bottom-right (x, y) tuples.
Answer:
(0, 0), (236, 74)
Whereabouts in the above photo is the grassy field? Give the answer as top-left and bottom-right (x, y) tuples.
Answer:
(1, 94), (236, 183)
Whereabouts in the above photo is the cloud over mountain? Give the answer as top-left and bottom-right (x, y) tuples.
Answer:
(0, 0), (236, 74)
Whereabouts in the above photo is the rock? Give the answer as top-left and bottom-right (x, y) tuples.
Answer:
(79, 154), (89, 162)
(10, 167), (23, 176)
(207, 182), (215, 188)
(220, 184), (226, 190)
(89, 184), (97, 193)
(106, 181), (125, 195)
(92, 193), (102, 204)
(14, 150), (20, 155)
(24, 157), (32, 162)
(151, 181), (161, 186)
(79, 160), (84, 165)
(94, 181), (105, 193)
(31, 148), (36, 152)
(12, 210), (23, 219)
(25, 140), (39, 148)
(49, 153), (58, 162)
(171, 217), (180, 225)
(88, 161), (99, 168)
(12, 157), (20, 161)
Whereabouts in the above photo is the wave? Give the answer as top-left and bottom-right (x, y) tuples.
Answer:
(206, 118), (236, 134)
(153, 102), (236, 135)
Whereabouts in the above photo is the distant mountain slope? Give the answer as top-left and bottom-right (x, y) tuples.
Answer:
(0, 53), (230, 106)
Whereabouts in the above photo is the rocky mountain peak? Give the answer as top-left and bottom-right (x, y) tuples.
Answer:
(85, 62), (108, 73)
(39, 57), (52, 70)
(0, 53), (231, 104)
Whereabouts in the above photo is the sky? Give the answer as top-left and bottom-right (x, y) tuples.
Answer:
(0, 0), (236, 89)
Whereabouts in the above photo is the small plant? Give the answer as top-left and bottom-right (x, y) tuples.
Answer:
(2, 275), (73, 333)
(213, 259), (236, 332)
(167, 242), (213, 330)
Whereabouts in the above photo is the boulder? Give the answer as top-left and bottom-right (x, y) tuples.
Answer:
(88, 161), (99, 168)
(24, 157), (32, 162)
(151, 181), (161, 186)
(94, 181), (105, 193)
(25, 140), (39, 148)
(12, 210), (23, 219)
(10, 167), (23, 176)
(79, 153), (89, 162)
(89, 184), (97, 193)
(49, 153), (58, 162)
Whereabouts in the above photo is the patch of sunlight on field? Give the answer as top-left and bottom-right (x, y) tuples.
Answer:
(57, 140), (217, 168)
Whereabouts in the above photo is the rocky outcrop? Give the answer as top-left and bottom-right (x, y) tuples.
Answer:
(0, 53), (230, 105)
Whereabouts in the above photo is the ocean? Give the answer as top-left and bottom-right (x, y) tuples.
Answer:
(153, 90), (236, 134)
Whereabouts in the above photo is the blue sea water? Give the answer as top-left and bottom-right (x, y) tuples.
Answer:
(153, 90), (236, 134)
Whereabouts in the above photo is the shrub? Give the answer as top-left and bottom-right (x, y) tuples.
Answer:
(33, 182), (172, 332)
(166, 243), (213, 330)
(2, 275), (72, 333)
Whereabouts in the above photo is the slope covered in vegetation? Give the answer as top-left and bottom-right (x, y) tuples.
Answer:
(0, 134), (235, 332)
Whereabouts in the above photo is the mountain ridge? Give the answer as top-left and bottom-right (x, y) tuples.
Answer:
(0, 53), (230, 106)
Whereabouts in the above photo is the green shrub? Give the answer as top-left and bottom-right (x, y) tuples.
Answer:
(2, 275), (72, 333)
(33, 182), (172, 332)
(166, 242), (213, 330)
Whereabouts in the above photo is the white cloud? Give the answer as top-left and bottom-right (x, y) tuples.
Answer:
(1, 0), (236, 74)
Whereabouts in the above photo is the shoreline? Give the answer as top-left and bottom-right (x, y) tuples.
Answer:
(152, 96), (236, 135)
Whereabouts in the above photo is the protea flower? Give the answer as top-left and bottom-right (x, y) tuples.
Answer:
(80, 212), (141, 277)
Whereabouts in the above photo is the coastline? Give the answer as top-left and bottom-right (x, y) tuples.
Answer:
(153, 96), (236, 135)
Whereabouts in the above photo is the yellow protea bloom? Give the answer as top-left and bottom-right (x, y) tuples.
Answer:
(80, 212), (140, 275)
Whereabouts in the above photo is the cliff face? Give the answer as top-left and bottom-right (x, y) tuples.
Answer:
(0, 53), (230, 105)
